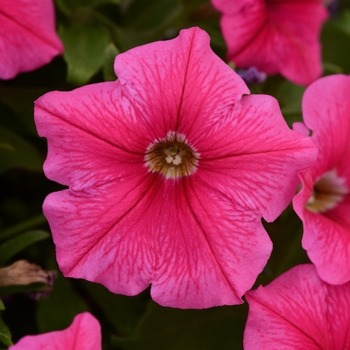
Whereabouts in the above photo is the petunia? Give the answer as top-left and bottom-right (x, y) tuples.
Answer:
(211, 0), (328, 86)
(34, 27), (316, 309)
(244, 264), (350, 350)
(293, 74), (350, 285)
(9, 312), (101, 350)
(0, 0), (63, 80)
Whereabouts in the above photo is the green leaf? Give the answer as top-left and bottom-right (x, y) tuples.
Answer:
(0, 299), (4, 311)
(103, 43), (119, 81)
(59, 21), (110, 85)
(274, 80), (305, 126)
(321, 19), (350, 74)
(0, 230), (50, 266)
(121, 0), (181, 31)
(113, 301), (247, 350)
(0, 126), (43, 174)
(0, 317), (12, 347)
(334, 9), (350, 36)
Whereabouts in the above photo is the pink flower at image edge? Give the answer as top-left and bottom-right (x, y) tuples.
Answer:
(9, 312), (101, 350)
(0, 0), (63, 80)
(244, 264), (350, 349)
(35, 27), (317, 309)
(293, 74), (350, 284)
(211, 0), (328, 85)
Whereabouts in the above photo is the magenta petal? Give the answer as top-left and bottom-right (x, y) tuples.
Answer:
(244, 264), (350, 350)
(114, 27), (250, 137)
(35, 82), (149, 190)
(9, 312), (101, 350)
(0, 0), (63, 79)
(43, 182), (155, 296)
(212, 0), (328, 85)
(36, 27), (318, 308)
(150, 179), (272, 308)
(302, 74), (350, 174)
(197, 94), (317, 222)
(293, 74), (350, 284)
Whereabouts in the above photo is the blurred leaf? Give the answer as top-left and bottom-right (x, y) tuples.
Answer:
(323, 61), (344, 74)
(178, 0), (208, 11)
(274, 80), (305, 126)
(55, 0), (96, 12)
(334, 9), (350, 35)
(0, 230), (50, 266)
(37, 271), (90, 333)
(321, 19), (350, 74)
(0, 317), (12, 347)
(82, 281), (148, 336)
(0, 126), (42, 174)
(59, 21), (110, 85)
(113, 301), (247, 350)
(95, 0), (120, 4)
(0, 86), (47, 135)
(0, 300), (4, 311)
(103, 43), (119, 81)
(121, 0), (181, 31)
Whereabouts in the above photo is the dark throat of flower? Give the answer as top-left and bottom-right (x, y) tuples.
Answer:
(145, 131), (200, 179)
(306, 169), (348, 213)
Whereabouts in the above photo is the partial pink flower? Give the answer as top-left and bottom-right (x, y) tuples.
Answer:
(244, 264), (350, 350)
(0, 0), (63, 80)
(211, 0), (328, 86)
(35, 27), (316, 309)
(9, 312), (101, 350)
(293, 74), (350, 285)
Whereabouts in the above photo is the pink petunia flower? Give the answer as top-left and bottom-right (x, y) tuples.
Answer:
(9, 312), (101, 350)
(211, 0), (328, 86)
(244, 264), (350, 349)
(293, 74), (350, 285)
(34, 27), (316, 309)
(0, 0), (63, 80)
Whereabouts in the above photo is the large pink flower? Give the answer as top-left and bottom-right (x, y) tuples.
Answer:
(244, 264), (350, 350)
(9, 312), (101, 350)
(293, 74), (350, 285)
(35, 27), (316, 309)
(0, 0), (63, 80)
(211, 0), (328, 86)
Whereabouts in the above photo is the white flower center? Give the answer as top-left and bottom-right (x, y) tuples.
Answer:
(145, 131), (199, 179)
(306, 169), (348, 213)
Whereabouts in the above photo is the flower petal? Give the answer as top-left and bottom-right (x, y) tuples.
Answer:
(293, 74), (350, 284)
(244, 265), (328, 350)
(196, 94), (317, 222)
(0, 0), (63, 79)
(212, 0), (327, 85)
(299, 196), (350, 284)
(326, 282), (350, 349)
(151, 178), (272, 308)
(244, 264), (350, 349)
(114, 27), (250, 139)
(302, 74), (350, 177)
(43, 180), (156, 296)
(9, 312), (101, 350)
(35, 82), (150, 191)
